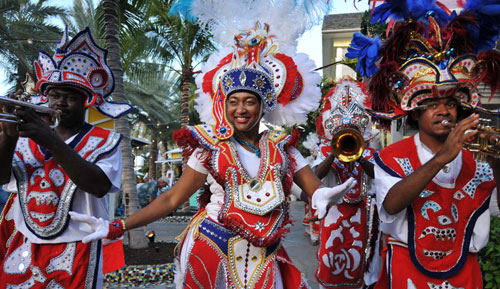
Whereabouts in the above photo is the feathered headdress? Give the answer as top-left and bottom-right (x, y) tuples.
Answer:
(34, 27), (132, 118)
(346, 0), (500, 120)
(316, 78), (372, 141)
(170, 0), (328, 139)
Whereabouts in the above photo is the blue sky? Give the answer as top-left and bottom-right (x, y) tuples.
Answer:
(0, 1), (367, 95)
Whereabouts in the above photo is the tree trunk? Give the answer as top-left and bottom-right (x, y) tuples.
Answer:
(180, 72), (190, 127)
(149, 129), (158, 180)
(102, 0), (148, 249)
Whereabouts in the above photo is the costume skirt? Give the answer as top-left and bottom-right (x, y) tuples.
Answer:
(0, 193), (102, 289)
(176, 216), (310, 289)
(374, 241), (482, 289)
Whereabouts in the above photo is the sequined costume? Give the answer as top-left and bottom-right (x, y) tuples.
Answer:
(312, 80), (381, 288)
(0, 124), (122, 288)
(344, 0), (500, 287)
(174, 124), (310, 288)
(373, 135), (497, 288)
(166, 2), (335, 287)
(314, 143), (379, 289)
(0, 26), (129, 288)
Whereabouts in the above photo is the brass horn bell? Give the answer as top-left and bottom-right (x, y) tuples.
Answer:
(331, 128), (366, 163)
(0, 94), (60, 128)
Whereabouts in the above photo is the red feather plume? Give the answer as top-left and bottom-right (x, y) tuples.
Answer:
(368, 61), (400, 112)
(477, 50), (500, 101)
(442, 11), (477, 55)
(382, 21), (425, 63)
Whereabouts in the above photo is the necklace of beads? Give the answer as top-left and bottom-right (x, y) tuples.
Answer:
(233, 135), (261, 157)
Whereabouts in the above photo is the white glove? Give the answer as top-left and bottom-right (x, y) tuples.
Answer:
(311, 177), (357, 220)
(69, 211), (109, 243)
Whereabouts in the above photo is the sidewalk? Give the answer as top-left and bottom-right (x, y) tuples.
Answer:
(107, 200), (320, 288)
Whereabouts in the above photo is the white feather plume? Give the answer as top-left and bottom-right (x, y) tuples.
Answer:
(188, 0), (329, 127)
(264, 53), (321, 126)
(190, 0), (330, 51)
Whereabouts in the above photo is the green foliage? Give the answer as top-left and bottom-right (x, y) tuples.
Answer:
(0, 0), (65, 89)
(479, 217), (500, 289)
(360, 10), (388, 39)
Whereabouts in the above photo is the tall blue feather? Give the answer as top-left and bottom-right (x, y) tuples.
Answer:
(346, 33), (382, 78)
(370, 0), (410, 24)
(168, 0), (197, 22)
(463, 0), (500, 51)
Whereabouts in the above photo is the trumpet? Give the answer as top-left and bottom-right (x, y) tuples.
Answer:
(331, 127), (366, 163)
(441, 119), (500, 161)
(0, 94), (60, 128)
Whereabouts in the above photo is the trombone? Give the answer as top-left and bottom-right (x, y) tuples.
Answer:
(0, 94), (60, 128)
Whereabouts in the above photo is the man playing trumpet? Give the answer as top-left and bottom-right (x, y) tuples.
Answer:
(312, 79), (382, 289)
(353, 1), (500, 287)
(0, 27), (131, 288)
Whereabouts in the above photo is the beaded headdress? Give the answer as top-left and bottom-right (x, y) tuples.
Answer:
(346, 0), (500, 119)
(170, 0), (328, 140)
(316, 79), (371, 140)
(34, 27), (132, 118)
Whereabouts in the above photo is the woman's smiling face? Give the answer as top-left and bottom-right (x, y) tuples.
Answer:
(226, 91), (262, 133)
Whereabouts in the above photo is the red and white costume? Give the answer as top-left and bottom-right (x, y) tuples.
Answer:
(174, 124), (310, 288)
(0, 124), (122, 289)
(311, 79), (382, 288)
(166, 2), (334, 287)
(313, 144), (380, 289)
(344, 1), (500, 287)
(373, 134), (500, 288)
(0, 26), (129, 289)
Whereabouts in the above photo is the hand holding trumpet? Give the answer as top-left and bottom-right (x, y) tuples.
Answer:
(0, 89), (60, 147)
(435, 113), (480, 164)
(439, 114), (500, 162)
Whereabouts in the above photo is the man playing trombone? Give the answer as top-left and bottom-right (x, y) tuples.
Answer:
(359, 1), (500, 287)
(0, 27), (130, 288)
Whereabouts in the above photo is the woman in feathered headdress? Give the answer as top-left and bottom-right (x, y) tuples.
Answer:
(345, 0), (500, 288)
(71, 1), (364, 288)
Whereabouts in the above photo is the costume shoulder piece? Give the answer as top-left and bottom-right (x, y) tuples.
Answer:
(267, 128), (294, 147)
(374, 136), (416, 178)
(188, 124), (220, 148)
(11, 124), (121, 239)
(173, 124), (220, 156)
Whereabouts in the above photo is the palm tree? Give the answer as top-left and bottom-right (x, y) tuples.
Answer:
(140, 0), (215, 127)
(0, 0), (64, 90)
(60, 0), (101, 41)
(125, 69), (182, 180)
(101, 0), (148, 249)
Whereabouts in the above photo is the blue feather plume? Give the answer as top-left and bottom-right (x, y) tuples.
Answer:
(168, 0), (197, 22)
(408, 0), (450, 25)
(370, 0), (410, 24)
(370, 0), (449, 25)
(463, 0), (500, 52)
(345, 33), (382, 78)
